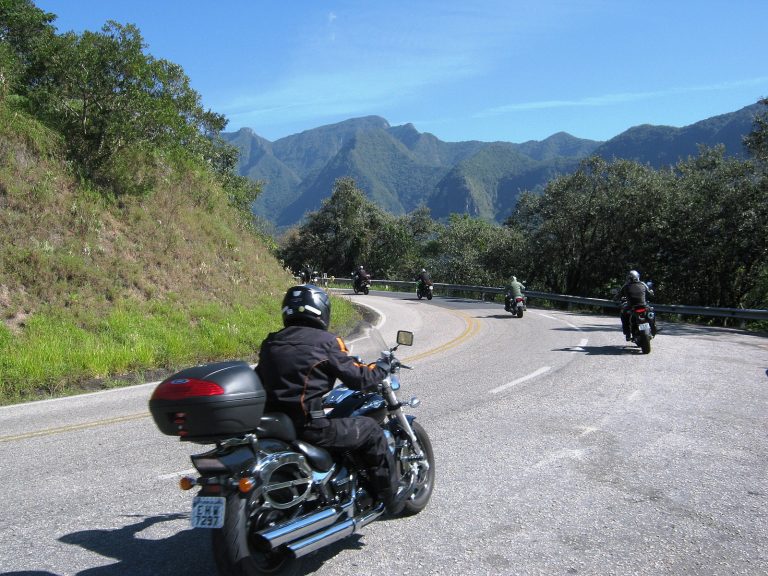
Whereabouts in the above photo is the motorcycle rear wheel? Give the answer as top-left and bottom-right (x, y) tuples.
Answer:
(213, 494), (301, 576)
(398, 421), (435, 516)
(516, 307), (524, 318)
(636, 332), (652, 354)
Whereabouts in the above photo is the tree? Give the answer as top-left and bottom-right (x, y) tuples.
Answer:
(0, 0), (57, 97)
(663, 146), (767, 308)
(279, 178), (385, 276)
(524, 157), (669, 296)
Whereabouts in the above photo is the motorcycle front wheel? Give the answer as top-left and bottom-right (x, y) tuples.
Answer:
(398, 421), (435, 516)
(363, 286), (369, 295)
(213, 493), (301, 576)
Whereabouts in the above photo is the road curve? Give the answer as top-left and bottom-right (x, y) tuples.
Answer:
(1, 290), (766, 575)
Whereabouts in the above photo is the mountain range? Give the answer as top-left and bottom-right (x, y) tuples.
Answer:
(222, 102), (762, 228)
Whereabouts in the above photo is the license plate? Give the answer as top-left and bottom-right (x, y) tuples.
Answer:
(191, 496), (225, 529)
(638, 323), (650, 333)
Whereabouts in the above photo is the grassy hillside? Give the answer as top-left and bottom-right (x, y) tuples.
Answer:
(0, 104), (358, 405)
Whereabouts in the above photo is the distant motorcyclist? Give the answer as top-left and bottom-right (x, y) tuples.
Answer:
(504, 276), (525, 310)
(616, 270), (655, 341)
(300, 264), (312, 284)
(353, 265), (370, 291)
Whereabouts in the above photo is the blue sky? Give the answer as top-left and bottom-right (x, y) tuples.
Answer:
(35, 0), (768, 144)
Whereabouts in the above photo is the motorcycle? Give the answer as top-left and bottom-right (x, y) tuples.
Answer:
(149, 328), (434, 576)
(619, 297), (657, 354)
(416, 280), (433, 300)
(504, 292), (527, 318)
(353, 274), (370, 295)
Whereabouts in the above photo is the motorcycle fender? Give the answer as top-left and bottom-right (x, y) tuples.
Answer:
(192, 445), (257, 475)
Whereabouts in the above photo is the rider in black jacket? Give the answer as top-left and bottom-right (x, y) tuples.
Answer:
(256, 284), (405, 513)
(617, 270), (655, 340)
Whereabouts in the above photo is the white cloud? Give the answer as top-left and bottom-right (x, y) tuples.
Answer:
(476, 77), (768, 117)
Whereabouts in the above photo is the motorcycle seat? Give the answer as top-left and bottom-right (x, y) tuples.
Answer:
(292, 439), (334, 472)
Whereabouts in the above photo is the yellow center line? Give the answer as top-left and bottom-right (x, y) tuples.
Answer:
(2, 309), (484, 443)
(403, 308), (482, 363)
(0, 412), (150, 443)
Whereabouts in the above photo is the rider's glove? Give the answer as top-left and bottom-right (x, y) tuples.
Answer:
(375, 358), (391, 373)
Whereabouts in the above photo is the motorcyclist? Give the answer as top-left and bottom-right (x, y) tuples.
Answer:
(504, 275), (526, 311)
(256, 284), (405, 514)
(617, 270), (655, 341)
(300, 264), (312, 284)
(352, 265), (370, 291)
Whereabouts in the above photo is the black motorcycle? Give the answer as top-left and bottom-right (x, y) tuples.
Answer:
(149, 328), (434, 576)
(353, 274), (370, 295)
(620, 298), (657, 354)
(504, 292), (527, 318)
(416, 280), (433, 300)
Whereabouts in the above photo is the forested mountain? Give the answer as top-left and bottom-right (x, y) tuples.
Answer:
(224, 103), (762, 227)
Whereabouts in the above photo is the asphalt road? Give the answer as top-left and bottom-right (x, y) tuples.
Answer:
(2, 291), (766, 576)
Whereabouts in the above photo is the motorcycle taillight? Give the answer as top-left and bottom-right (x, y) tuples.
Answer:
(151, 378), (225, 400)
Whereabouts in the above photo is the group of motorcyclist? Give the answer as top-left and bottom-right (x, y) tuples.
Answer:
(299, 262), (657, 343)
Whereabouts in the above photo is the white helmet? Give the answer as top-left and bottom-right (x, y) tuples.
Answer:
(628, 270), (640, 283)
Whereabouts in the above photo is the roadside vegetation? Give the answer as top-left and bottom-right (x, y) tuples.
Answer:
(0, 1), (358, 404)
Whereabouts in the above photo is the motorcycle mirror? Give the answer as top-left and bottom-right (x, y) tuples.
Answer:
(396, 330), (414, 347)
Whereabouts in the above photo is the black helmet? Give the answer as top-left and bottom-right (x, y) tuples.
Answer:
(282, 284), (331, 329)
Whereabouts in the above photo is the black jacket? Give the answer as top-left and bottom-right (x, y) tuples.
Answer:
(256, 325), (386, 429)
(619, 281), (653, 306)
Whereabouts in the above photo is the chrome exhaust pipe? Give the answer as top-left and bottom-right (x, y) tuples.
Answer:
(255, 501), (352, 550)
(287, 504), (385, 559)
(287, 519), (355, 558)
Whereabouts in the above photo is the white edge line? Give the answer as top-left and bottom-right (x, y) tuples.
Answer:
(490, 366), (551, 394)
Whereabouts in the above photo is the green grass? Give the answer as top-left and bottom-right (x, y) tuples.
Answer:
(0, 293), (361, 405)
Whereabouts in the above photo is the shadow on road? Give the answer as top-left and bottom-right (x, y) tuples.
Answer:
(55, 513), (369, 576)
(57, 514), (215, 576)
(553, 344), (643, 356)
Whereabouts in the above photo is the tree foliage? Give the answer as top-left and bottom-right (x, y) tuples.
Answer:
(0, 0), (258, 213)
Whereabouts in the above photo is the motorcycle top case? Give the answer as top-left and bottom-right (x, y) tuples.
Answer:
(149, 360), (266, 441)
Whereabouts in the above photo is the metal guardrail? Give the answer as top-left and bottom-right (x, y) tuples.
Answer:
(326, 278), (768, 322)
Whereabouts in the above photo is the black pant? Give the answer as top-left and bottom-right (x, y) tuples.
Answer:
(302, 416), (397, 500)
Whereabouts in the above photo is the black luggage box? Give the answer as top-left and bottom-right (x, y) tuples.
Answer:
(149, 360), (266, 441)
